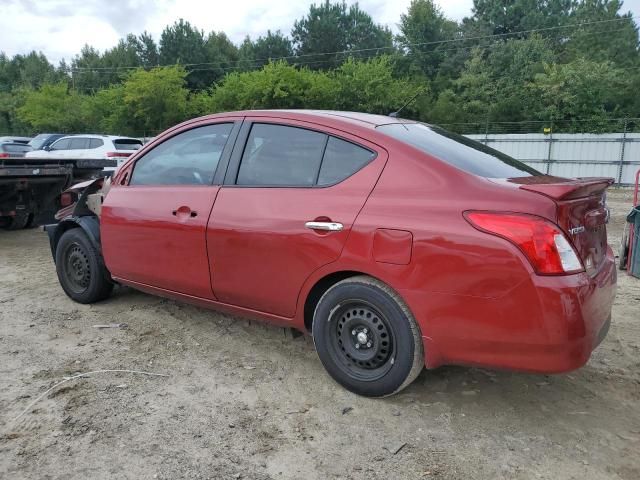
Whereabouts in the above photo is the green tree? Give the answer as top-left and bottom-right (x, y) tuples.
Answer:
(397, 0), (459, 78)
(239, 30), (294, 70)
(291, 1), (393, 69)
(17, 83), (89, 132)
(529, 58), (631, 130)
(564, 0), (639, 67)
(208, 61), (335, 110)
(332, 56), (419, 114)
(451, 35), (557, 125)
(203, 31), (239, 83)
(159, 19), (208, 89)
(120, 66), (190, 135)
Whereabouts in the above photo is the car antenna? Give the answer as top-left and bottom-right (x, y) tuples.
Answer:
(388, 87), (427, 118)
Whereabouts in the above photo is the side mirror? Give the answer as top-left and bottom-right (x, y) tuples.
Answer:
(43, 145), (51, 151)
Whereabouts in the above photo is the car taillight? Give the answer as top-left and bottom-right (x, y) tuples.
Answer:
(60, 192), (75, 207)
(464, 211), (583, 275)
(106, 152), (131, 158)
(0, 152), (9, 158)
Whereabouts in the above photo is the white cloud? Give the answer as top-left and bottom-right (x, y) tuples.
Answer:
(0, 0), (637, 64)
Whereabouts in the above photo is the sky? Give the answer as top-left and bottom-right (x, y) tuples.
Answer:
(0, 0), (639, 65)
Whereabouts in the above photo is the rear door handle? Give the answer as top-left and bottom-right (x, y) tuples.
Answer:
(172, 207), (197, 218)
(305, 221), (343, 231)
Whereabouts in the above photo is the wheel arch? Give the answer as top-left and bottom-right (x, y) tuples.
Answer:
(302, 269), (398, 332)
(44, 216), (101, 263)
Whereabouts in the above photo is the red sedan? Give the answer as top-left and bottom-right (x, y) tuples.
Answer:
(46, 110), (617, 397)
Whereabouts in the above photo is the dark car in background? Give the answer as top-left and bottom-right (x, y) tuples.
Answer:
(28, 133), (69, 151)
(0, 142), (33, 158)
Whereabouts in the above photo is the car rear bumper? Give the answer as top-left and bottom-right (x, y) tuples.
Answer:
(406, 247), (617, 373)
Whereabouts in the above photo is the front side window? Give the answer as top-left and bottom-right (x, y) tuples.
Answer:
(130, 123), (233, 186)
(50, 138), (71, 150)
(237, 124), (327, 186)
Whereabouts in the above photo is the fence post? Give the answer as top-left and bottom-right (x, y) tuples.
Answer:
(545, 123), (553, 175)
(617, 118), (628, 185)
(483, 114), (489, 145)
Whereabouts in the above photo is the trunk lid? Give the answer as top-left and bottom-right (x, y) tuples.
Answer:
(511, 176), (614, 274)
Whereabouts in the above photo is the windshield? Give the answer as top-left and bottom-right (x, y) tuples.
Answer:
(28, 134), (50, 150)
(377, 123), (541, 178)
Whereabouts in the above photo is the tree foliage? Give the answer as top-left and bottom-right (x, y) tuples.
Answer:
(2, 1), (640, 136)
(292, 1), (393, 68)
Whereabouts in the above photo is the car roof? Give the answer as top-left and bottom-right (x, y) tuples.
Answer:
(194, 109), (415, 129)
(56, 134), (141, 140)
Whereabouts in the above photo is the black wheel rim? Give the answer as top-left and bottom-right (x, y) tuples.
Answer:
(327, 301), (395, 381)
(63, 242), (91, 293)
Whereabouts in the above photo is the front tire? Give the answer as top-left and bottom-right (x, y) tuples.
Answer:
(55, 228), (113, 303)
(312, 276), (424, 397)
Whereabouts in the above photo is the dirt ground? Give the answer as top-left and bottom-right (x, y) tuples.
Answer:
(0, 189), (639, 480)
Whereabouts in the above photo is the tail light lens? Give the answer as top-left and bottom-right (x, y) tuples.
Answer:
(464, 211), (583, 275)
(0, 152), (9, 158)
(59, 192), (77, 207)
(106, 152), (131, 158)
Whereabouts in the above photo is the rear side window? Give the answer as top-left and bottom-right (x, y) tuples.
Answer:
(237, 124), (326, 186)
(130, 123), (233, 186)
(70, 138), (89, 149)
(318, 137), (376, 185)
(115, 139), (143, 150)
(377, 123), (541, 178)
(89, 138), (104, 149)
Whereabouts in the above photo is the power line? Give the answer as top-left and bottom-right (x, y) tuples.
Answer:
(67, 24), (639, 79)
(67, 15), (639, 74)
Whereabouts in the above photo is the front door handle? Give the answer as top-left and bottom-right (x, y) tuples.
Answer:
(305, 221), (344, 231)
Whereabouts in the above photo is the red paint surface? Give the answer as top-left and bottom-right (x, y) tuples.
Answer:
(102, 110), (617, 373)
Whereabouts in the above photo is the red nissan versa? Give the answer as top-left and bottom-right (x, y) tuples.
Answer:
(45, 110), (617, 397)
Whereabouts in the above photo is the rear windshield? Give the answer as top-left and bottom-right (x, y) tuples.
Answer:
(1, 143), (32, 153)
(114, 139), (143, 150)
(377, 123), (541, 178)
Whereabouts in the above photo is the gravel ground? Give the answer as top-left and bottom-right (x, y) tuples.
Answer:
(0, 188), (639, 480)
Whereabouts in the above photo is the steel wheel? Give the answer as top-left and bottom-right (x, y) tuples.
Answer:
(63, 242), (92, 294)
(313, 275), (424, 397)
(329, 302), (395, 381)
(55, 228), (113, 303)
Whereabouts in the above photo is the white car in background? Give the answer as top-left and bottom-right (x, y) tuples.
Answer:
(25, 134), (143, 173)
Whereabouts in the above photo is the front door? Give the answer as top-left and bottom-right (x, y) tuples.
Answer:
(208, 119), (386, 317)
(101, 122), (239, 298)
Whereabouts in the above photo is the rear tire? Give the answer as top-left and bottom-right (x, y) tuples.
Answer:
(4, 212), (30, 230)
(55, 228), (113, 303)
(312, 275), (424, 397)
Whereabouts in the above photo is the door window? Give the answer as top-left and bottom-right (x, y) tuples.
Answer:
(236, 124), (327, 186)
(50, 138), (71, 150)
(89, 138), (104, 149)
(70, 137), (90, 149)
(130, 123), (233, 186)
(317, 137), (376, 185)
(236, 123), (376, 187)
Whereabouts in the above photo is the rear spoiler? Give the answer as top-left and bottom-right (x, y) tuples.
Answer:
(515, 177), (614, 200)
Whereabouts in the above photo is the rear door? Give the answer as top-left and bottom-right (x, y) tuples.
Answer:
(207, 118), (387, 317)
(101, 121), (240, 298)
